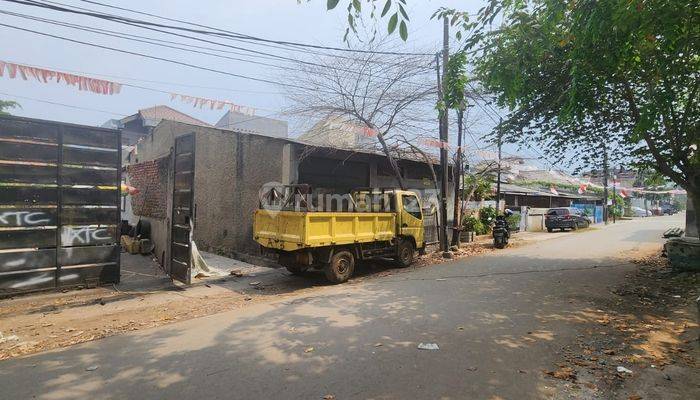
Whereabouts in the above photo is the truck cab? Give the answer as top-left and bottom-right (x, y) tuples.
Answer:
(351, 188), (425, 249)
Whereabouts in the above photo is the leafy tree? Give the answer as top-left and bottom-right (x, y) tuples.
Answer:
(470, 0), (699, 234)
(321, 0), (411, 41)
(463, 174), (493, 202)
(0, 100), (20, 115)
(316, 0), (700, 236)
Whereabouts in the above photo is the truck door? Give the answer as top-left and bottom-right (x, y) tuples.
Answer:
(399, 193), (424, 247)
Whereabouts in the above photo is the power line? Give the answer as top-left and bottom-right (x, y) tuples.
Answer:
(5, 0), (434, 57)
(0, 90), (127, 116)
(0, 10), (306, 72)
(0, 22), (320, 91)
(0, 89), (290, 140)
(1, 58), (281, 114)
(71, 0), (435, 57)
(1, 59), (283, 95)
(0, 23), (434, 102)
(465, 82), (559, 170)
(0, 10), (435, 90)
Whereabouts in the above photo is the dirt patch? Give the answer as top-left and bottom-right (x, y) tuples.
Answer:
(541, 251), (699, 399)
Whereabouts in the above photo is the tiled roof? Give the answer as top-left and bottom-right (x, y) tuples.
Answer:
(137, 105), (212, 127)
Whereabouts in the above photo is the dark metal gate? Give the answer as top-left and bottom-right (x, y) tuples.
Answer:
(422, 207), (439, 245)
(169, 133), (195, 284)
(0, 115), (121, 296)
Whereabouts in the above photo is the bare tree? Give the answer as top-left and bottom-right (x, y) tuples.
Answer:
(283, 40), (437, 191)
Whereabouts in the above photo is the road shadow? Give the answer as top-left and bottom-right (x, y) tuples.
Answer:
(0, 249), (658, 400)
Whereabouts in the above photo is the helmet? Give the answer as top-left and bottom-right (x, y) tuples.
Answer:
(504, 209), (514, 216)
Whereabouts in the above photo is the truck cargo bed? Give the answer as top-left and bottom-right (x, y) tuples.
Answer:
(254, 210), (396, 251)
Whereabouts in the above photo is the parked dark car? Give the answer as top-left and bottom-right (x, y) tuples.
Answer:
(660, 203), (677, 215)
(545, 207), (590, 232)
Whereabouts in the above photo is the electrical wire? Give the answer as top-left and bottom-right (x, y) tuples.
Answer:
(5, 0), (434, 57)
(0, 22), (332, 92)
(0, 59), (283, 95)
(65, 0), (436, 56)
(0, 10), (435, 90)
(0, 90), (127, 116)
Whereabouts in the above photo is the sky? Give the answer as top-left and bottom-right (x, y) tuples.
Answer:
(0, 0), (553, 169)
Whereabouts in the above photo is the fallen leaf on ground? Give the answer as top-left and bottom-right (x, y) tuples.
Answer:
(304, 347), (314, 353)
(544, 366), (576, 381)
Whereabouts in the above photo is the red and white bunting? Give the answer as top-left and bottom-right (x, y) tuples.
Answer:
(358, 126), (378, 137)
(169, 93), (256, 116)
(0, 61), (122, 95)
(420, 138), (449, 149)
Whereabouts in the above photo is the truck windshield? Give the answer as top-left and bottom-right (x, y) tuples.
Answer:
(402, 195), (422, 219)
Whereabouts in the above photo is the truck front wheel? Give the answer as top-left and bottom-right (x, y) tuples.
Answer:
(394, 240), (414, 267)
(324, 250), (355, 284)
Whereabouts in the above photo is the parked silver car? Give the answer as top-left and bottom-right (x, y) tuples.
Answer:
(632, 207), (651, 217)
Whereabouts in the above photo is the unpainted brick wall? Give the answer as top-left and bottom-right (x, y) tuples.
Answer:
(127, 156), (170, 219)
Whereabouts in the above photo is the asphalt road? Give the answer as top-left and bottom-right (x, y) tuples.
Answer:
(0, 215), (684, 399)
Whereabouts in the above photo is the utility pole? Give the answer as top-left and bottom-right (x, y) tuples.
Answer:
(439, 16), (450, 255)
(612, 166), (618, 223)
(602, 142), (609, 225)
(451, 108), (464, 246)
(641, 169), (649, 216)
(495, 117), (503, 213)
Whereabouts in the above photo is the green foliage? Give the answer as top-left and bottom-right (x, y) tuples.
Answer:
(512, 180), (603, 195)
(316, 0), (699, 231)
(472, 0), (698, 197)
(506, 212), (521, 230)
(463, 174), (493, 201)
(463, 215), (488, 235)
(0, 100), (20, 116)
(443, 50), (469, 111)
(608, 192), (625, 218)
(479, 206), (497, 228)
(321, 0), (410, 42)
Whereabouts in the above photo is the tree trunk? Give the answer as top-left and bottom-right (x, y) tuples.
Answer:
(687, 188), (700, 238)
(375, 131), (406, 190)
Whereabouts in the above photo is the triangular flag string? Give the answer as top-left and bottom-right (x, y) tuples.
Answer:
(0, 60), (257, 115)
(0, 60), (121, 95)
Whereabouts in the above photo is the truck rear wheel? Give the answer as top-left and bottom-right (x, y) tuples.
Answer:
(394, 240), (414, 267)
(324, 250), (355, 284)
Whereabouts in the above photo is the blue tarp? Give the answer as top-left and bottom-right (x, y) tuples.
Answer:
(572, 203), (604, 223)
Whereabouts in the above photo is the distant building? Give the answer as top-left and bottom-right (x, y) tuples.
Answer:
(104, 105), (212, 145)
(215, 110), (288, 138)
(297, 116), (375, 150)
(581, 167), (638, 188)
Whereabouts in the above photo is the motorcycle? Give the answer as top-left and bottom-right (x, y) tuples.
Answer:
(492, 212), (511, 249)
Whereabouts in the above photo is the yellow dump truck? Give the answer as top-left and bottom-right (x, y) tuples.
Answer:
(254, 186), (425, 283)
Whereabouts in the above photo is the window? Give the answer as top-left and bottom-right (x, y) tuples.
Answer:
(547, 208), (567, 216)
(402, 194), (422, 219)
